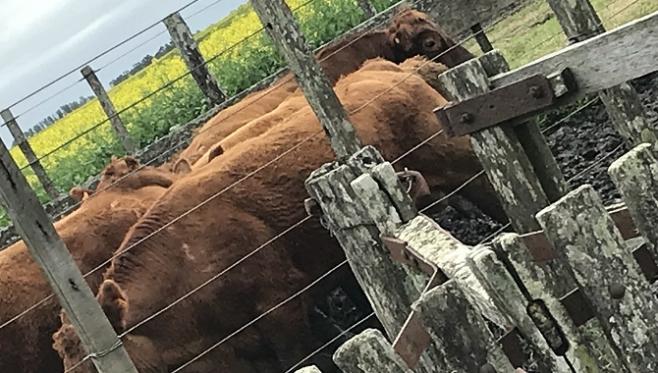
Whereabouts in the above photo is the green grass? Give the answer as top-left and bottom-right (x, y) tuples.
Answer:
(2, 0), (656, 227)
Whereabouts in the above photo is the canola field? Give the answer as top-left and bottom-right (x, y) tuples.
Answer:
(3, 0), (656, 228)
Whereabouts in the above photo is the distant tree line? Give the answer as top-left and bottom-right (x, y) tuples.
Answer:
(14, 95), (94, 146)
(109, 41), (175, 87)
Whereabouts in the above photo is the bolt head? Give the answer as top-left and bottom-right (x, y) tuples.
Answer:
(609, 283), (626, 299)
(480, 363), (497, 373)
(460, 112), (474, 123)
(529, 85), (543, 98)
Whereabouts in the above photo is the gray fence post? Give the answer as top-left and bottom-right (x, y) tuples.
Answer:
(356, 0), (377, 18)
(494, 233), (625, 372)
(609, 143), (658, 256)
(413, 280), (515, 372)
(0, 139), (138, 372)
(537, 184), (658, 371)
(334, 329), (411, 373)
(436, 53), (554, 232)
(163, 12), (226, 106)
(546, 0), (656, 145)
(250, 0), (362, 160)
(470, 23), (494, 53)
(0, 109), (58, 199)
(80, 66), (136, 153)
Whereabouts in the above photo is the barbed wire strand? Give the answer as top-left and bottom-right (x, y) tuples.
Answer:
(0, 0), (524, 333)
(4, 0), (205, 112)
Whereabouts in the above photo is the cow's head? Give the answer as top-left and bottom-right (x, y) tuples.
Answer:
(53, 280), (166, 372)
(96, 156), (140, 191)
(387, 8), (474, 67)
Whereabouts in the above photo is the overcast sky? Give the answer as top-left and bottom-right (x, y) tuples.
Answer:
(0, 0), (245, 145)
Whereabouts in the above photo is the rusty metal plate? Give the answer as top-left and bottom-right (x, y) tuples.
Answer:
(560, 288), (595, 327)
(497, 327), (526, 368)
(519, 231), (557, 262)
(609, 206), (639, 240)
(633, 243), (658, 283)
(392, 312), (432, 369)
(434, 74), (555, 137)
(381, 235), (436, 277)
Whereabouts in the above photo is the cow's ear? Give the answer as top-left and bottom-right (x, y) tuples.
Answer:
(207, 143), (224, 163)
(124, 156), (139, 170)
(97, 280), (128, 333)
(173, 158), (192, 175)
(69, 187), (93, 202)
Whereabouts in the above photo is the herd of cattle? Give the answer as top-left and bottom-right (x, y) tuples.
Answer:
(0, 8), (509, 373)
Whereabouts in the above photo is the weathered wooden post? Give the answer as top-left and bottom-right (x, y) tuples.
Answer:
(436, 50), (566, 232)
(0, 109), (58, 199)
(471, 22), (494, 53)
(250, 0), (361, 159)
(609, 143), (658, 256)
(537, 184), (658, 371)
(413, 280), (515, 372)
(494, 233), (625, 372)
(468, 249), (571, 372)
(0, 139), (138, 372)
(163, 12), (226, 106)
(546, 0), (656, 145)
(356, 0), (377, 18)
(334, 329), (411, 373)
(80, 66), (136, 153)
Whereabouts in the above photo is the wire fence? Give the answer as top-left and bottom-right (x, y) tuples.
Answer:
(2, 0), (650, 372)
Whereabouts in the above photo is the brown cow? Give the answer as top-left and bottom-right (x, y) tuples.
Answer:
(53, 57), (503, 372)
(172, 8), (474, 166)
(0, 166), (174, 373)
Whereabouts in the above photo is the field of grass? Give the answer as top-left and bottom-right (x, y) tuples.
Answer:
(3, 0), (656, 227)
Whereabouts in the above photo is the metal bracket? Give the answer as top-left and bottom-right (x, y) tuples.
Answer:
(497, 327), (526, 368)
(519, 205), (638, 263)
(559, 288), (596, 327)
(434, 68), (577, 137)
(632, 242), (658, 283)
(381, 235), (447, 368)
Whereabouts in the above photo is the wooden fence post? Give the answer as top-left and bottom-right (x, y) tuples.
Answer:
(546, 0), (656, 145)
(80, 66), (136, 153)
(333, 329), (411, 373)
(0, 109), (58, 199)
(468, 249), (571, 372)
(356, 0), (377, 18)
(536, 184), (658, 371)
(436, 52), (558, 232)
(413, 280), (515, 372)
(609, 143), (658, 256)
(0, 139), (138, 372)
(163, 12), (226, 106)
(250, 0), (361, 160)
(470, 22), (494, 53)
(306, 148), (444, 372)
